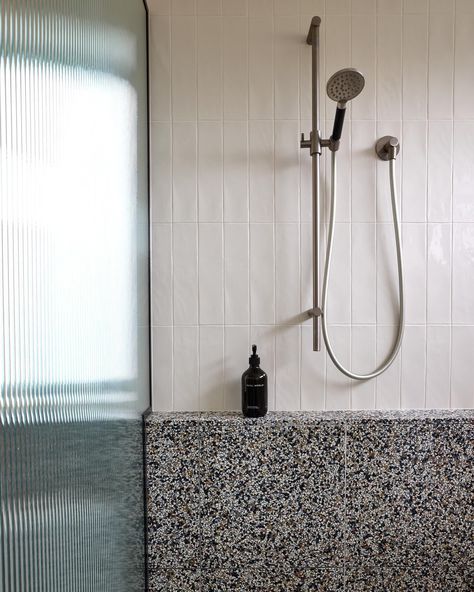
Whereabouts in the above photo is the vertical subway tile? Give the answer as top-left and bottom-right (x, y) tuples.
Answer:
(403, 0), (428, 12)
(402, 13), (428, 120)
(325, 326), (352, 410)
(300, 0), (325, 15)
(198, 121), (223, 222)
(351, 326), (376, 410)
(224, 325), (250, 410)
(275, 0), (299, 16)
(430, 0), (454, 12)
(376, 325), (401, 409)
(457, 0), (474, 11)
(173, 223), (198, 325)
(376, 223), (400, 324)
(199, 326), (224, 410)
(300, 222), (312, 313)
(224, 223), (249, 325)
(300, 325), (326, 410)
(403, 223), (427, 324)
(402, 121), (427, 222)
(275, 325), (301, 410)
(199, 223), (224, 324)
(152, 223), (173, 326)
(174, 326), (199, 410)
(173, 122), (197, 221)
(351, 120), (376, 222)
(454, 13), (474, 120)
(325, 223), (351, 324)
(274, 17), (300, 119)
(275, 120), (300, 222)
(427, 223), (451, 324)
(351, 13), (376, 120)
(198, 16), (222, 119)
(148, 0), (171, 15)
(377, 0), (402, 13)
(300, 118), (312, 223)
(426, 325), (451, 409)
(224, 122), (248, 222)
(249, 120), (274, 222)
(329, 122), (352, 223)
(428, 10), (454, 119)
(223, 0), (248, 16)
(197, 0), (222, 15)
(453, 223), (474, 324)
(276, 223), (300, 324)
(351, 0), (376, 13)
(249, 18), (274, 119)
(172, 0), (196, 15)
(451, 327), (474, 408)
(251, 325), (276, 410)
(428, 121), (453, 222)
(248, 0), (273, 16)
(152, 326), (173, 411)
(401, 325), (426, 409)
(326, 0), (350, 13)
(352, 223), (376, 324)
(376, 15), (402, 120)
(223, 17), (248, 120)
(453, 122), (474, 222)
(150, 15), (171, 121)
(250, 223), (275, 324)
(151, 122), (172, 222)
(171, 16), (197, 120)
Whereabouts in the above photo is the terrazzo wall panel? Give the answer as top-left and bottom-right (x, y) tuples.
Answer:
(148, 0), (474, 412)
(145, 409), (473, 591)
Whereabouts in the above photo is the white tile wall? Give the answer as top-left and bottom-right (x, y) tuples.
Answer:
(149, 0), (474, 411)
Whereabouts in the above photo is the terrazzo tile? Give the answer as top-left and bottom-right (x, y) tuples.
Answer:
(199, 414), (345, 572)
(147, 568), (201, 592)
(346, 417), (474, 567)
(345, 563), (474, 591)
(145, 417), (202, 570)
(202, 567), (344, 591)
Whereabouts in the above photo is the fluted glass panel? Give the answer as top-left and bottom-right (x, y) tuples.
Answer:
(0, 1), (149, 591)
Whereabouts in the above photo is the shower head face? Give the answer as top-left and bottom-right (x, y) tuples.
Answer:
(326, 68), (365, 104)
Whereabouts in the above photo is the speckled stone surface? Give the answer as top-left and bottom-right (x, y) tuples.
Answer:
(145, 410), (474, 592)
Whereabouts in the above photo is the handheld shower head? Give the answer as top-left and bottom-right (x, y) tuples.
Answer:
(326, 68), (365, 105)
(326, 68), (365, 147)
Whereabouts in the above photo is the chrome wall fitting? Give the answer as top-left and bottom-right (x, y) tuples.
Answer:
(376, 136), (400, 161)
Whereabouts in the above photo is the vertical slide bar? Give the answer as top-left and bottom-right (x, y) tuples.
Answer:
(307, 17), (322, 351)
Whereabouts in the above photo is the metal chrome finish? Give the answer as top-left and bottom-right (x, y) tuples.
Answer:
(326, 68), (365, 103)
(376, 135), (400, 161)
(301, 16), (322, 351)
(301, 16), (404, 379)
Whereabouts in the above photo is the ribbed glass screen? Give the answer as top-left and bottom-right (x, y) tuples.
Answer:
(0, 1), (149, 591)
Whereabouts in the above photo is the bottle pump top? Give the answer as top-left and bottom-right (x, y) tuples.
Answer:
(249, 344), (260, 367)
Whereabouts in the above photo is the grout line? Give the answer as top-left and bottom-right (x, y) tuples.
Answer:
(220, 12), (225, 410)
(424, 2), (430, 408)
(399, 0), (404, 411)
(169, 13), (175, 412)
(449, 1), (456, 408)
(195, 3), (201, 412)
(374, 1), (379, 410)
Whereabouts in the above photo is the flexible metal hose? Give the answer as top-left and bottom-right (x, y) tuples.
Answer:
(321, 150), (404, 380)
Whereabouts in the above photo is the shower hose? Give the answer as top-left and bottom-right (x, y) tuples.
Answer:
(321, 150), (404, 380)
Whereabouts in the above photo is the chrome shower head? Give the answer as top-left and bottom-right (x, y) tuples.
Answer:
(326, 68), (365, 105)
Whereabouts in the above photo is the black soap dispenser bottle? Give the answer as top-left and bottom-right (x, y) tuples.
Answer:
(242, 345), (268, 418)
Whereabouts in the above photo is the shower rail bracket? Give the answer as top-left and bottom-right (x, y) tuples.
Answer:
(307, 307), (322, 318)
